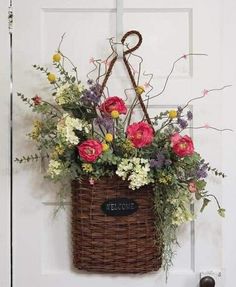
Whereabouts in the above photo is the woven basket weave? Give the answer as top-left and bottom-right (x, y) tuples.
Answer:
(71, 176), (162, 274)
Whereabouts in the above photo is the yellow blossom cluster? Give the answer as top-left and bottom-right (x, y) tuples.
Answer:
(122, 139), (134, 152)
(51, 145), (65, 159)
(158, 173), (173, 185)
(30, 120), (43, 141)
(168, 110), (178, 119)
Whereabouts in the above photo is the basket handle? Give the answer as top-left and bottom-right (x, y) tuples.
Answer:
(99, 30), (152, 126)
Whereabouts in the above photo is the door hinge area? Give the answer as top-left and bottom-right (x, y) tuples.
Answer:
(8, 5), (13, 32)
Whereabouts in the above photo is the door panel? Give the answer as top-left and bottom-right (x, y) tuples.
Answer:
(13, 0), (225, 286)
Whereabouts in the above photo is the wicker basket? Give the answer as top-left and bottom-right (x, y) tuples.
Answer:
(71, 176), (162, 274)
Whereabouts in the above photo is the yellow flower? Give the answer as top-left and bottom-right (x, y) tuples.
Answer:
(135, 86), (145, 95)
(47, 73), (56, 82)
(111, 110), (120, 119)
(82, 163), (93, 172)
(52, 53), (61, 62)
(168, 110), (178, 119)
(102, 143), (109, 152)
(105, 133), (113, 142)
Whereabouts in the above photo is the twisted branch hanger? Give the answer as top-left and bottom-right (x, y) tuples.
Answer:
(99, 30), (152, 126)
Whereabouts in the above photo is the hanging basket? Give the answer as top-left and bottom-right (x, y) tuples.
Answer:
(71, 30), (162, 274)
(71, 176), (162, 274)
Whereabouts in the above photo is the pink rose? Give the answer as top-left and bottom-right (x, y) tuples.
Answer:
(188, 181), (197, 193)
(126, 122), (154, 148)
(171, 133), (194, 157)
(77, 139), (102, 163)
(99, 96), (127, 116)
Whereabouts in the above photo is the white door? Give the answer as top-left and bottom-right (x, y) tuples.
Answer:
(12, 0), (236, 286)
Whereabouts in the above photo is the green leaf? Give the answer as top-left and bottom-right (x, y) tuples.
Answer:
(191, 152), (201, 161)
(195, 192), (202, 200)
(200, 198), (211, 212)
(196, 180), (207, 191)
(218, 208), (226, 217)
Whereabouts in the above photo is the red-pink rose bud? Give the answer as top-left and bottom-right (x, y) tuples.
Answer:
(32, 95), (42, 105)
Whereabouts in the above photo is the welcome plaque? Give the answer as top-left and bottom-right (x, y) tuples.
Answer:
(101, 198), (138, 216)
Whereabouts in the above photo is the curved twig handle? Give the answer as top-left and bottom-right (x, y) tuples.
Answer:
(100, 30), (152, 126)
(122, 30), (142, 55)
(121, 31), (152, 126)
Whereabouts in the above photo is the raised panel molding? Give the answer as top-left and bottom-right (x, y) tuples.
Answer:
(41, 7), (193, 78)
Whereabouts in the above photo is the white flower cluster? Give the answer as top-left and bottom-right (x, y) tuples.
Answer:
(57, 113), (91, 145)
(56, 83), (84, 105)
(168, 193), (194, 226)
(171, 206), (194, 226)
(47, 159), (63, 179)
(116, 157), (153, 190)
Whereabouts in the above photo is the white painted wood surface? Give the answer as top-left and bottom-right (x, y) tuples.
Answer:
(222, 1), (236, 287)
(9, 0), (236, 286)
(0, 0), (11, 286)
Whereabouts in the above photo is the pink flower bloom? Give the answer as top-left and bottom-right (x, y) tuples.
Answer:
(89, 178), (95, 185)
(89, 57), (95, 63)
(99, 96), (127, 116)
(32, 95), (42, 105)
(126, 122), (154, 148)
(143, 82), (150, 89)
(188, 181), (197, 193)
(204, 123), (210, 129)
(77, 139), (102, 163)
(171, 133), (194, 157)
(203, 89), (209, 96)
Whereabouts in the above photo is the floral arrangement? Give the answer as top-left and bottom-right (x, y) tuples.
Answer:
(16, 33), (229, 273)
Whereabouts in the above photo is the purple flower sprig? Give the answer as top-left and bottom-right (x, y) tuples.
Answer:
(196, 163), (208, 179)
(187, 111), (193, 120)
(150, 152), (172, 169)
(177, 118), (188, 129)
(94, 116), (114, 133)
(81, 83), (102, 106)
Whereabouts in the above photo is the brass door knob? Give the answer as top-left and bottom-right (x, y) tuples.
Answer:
(200, 276), (215, 287)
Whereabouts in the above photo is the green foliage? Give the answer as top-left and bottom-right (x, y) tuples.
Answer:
(196, 180), (207, 191)
(208, 167), (226, 178)
(17, 92), (34, 108)
(15, 153), (48, 163)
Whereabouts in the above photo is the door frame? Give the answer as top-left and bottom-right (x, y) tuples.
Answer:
(0, 0), (11, 286)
